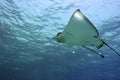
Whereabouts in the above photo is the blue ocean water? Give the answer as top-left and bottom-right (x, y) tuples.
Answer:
(0, 0), (120, 80)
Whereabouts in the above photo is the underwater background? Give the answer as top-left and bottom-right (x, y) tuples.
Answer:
(0, 0), (120, 80)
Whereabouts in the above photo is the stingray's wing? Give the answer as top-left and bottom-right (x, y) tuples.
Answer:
(63, 9), (99, 39)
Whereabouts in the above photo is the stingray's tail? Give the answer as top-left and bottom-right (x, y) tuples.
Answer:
(103, 41), (120, 56)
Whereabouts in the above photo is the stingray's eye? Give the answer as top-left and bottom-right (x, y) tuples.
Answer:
(56, 37), (62, 43)
(59, 38), (64, 43)
(56, 37), (59, 40)
(58, 39), (62, 42)
(56, 37), (60, 41)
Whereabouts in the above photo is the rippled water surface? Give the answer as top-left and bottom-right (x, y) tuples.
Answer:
(0, 0), (120, 80)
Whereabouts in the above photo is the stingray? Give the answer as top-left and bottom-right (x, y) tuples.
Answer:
(53, 9), (120, 58)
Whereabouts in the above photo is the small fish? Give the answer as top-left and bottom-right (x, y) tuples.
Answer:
(53, 9), (120, 58)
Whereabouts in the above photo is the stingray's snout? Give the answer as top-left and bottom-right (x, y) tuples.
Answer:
(52, 36), (56, 40)
(52, 32), (64, 43)
(52, 32), (62, 41)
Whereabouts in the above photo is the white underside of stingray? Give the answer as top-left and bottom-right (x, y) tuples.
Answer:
(53, 9), (120, 58)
